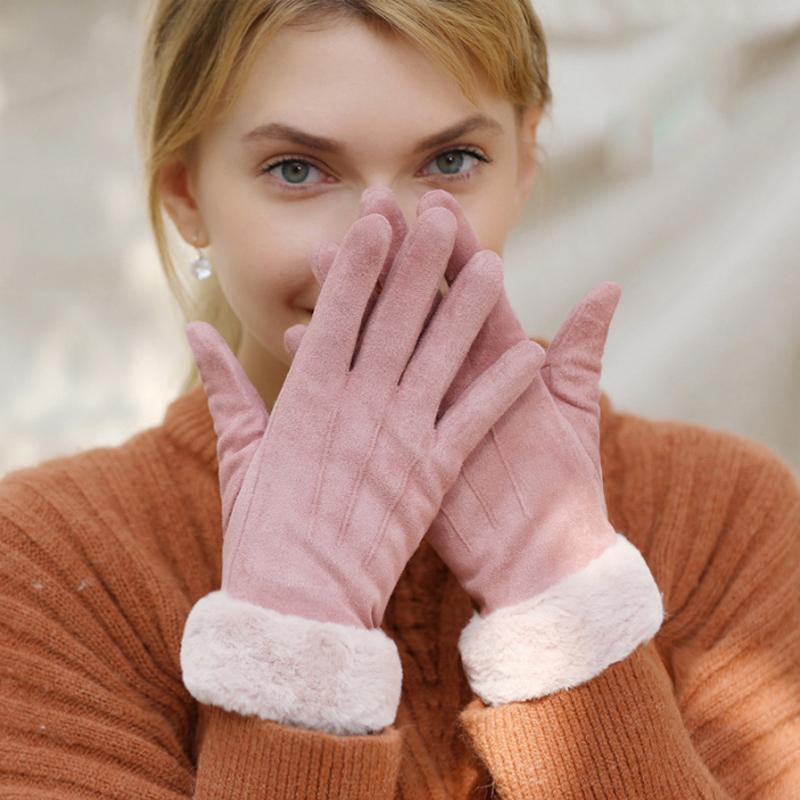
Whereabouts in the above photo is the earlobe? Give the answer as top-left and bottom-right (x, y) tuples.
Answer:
(158, 155), (208, 247)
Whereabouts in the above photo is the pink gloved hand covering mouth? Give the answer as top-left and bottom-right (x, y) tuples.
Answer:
(179, 206), (545, 735)
(293, 187), (665, 709)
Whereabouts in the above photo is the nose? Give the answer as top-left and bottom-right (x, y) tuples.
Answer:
(360, 184), (417, 230)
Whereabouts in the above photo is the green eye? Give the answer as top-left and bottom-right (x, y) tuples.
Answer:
(278, 161), (313, 183)
(260, 158), (325, 189)
(259, 146), (491, 192)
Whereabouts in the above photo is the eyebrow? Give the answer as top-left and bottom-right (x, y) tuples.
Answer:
(240, 112), (504, 154)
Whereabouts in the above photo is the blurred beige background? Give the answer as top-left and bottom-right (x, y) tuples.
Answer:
(1, 1), (799, 476)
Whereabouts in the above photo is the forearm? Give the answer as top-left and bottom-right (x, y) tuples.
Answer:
(183, 589), (405, 798)
(194, 704), (402, 799)
(459, 640), (732, 799)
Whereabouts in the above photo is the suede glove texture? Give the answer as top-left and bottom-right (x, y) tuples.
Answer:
(179, 205), (545, 736)
(290, 187), (665, 709)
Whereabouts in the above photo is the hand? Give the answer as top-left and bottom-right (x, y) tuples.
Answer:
(292, 188), (665, 708)
(179, 206), (544, 735)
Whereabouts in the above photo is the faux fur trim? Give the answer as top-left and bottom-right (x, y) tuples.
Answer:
(180, 589), (402, 736)
(458, 532), (665, 706)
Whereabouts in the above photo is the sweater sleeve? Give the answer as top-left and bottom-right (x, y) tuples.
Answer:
(191, 705), (402, 798)
(456, 437), (800, 799)
(0, 467), (403, 799)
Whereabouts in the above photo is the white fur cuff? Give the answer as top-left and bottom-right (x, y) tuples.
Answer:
(180, 589), (403, 737)
(458, 532), (665, 706)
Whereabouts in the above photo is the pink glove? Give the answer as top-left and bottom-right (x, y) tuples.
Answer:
(294, 188), (665, 708)
(179, 207), (545, 736)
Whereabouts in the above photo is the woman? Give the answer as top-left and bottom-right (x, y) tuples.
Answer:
(0, 1), (797, 798)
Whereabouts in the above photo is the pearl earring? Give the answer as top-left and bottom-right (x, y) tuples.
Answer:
(190, 232), (212, 280)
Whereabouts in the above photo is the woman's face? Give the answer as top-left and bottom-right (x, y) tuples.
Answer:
(160, 15), (541, 408)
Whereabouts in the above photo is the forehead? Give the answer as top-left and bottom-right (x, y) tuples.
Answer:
(218, 16), (510, 140)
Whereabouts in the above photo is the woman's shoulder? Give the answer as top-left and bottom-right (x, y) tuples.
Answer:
(600, 388), (798, 501)
(0, 385), (220, 569)
(0, 396), (222, 752)
(598, 387), (799, 634)
(528, 334), (797, 497)
(2, 383), (216, 484)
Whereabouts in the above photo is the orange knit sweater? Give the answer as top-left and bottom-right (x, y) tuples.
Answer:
(1, 340), (799, 798)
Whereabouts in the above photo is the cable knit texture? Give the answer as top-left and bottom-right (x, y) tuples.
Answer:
(0, 336), (798, 799)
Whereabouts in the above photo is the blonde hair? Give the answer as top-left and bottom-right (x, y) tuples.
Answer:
(134, 0), (552, 394)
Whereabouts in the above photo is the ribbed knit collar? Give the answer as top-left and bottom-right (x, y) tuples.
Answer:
(161, 336), (616, 470)
(163, 382), (219, 468)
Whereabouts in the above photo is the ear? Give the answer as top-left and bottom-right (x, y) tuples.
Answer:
(158, 148), (209, 247)
(509, 105), (543, 230)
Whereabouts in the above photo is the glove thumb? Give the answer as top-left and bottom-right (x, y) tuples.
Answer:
(540, 282), (621, 480)
(186, 321), (269, 527)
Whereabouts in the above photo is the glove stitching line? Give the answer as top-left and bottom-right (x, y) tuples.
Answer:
(490, 424), (530, 519)
(335, 417), (384, 549)
(305, 404), (339, 545)
(438, 503), (473, 555)
(224, 429), (267, 588)
(362, 450), (421, 569)
(460, 465), (497, 529)
(544, 377), (604, 489)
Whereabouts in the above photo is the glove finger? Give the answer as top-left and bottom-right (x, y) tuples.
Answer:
(359, 187), (456, 355)
(186, 321), (268, 437)
(185, 321), (269, 526)
(416, 188), (482, 285)
(355, 206), (457, 382)
(308, 190), (408, 366)
(417, 190), (528, 405)
(309, 241), (338, 285)
(306, 186), (408, 291)
(436, 339), (545, 465)
(311, 244), (390, 368)
(400, 249), (503, 424)
(295, 213), (392, 379)
(358, 186), (415, 338)
(359, 185), (410, 294)
(283, 322), (307, 360)
(541, 281), (621, 479)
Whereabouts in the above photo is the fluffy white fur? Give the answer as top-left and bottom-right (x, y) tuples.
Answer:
(458, 532), (665, 706)
(180, 589), (402, 736)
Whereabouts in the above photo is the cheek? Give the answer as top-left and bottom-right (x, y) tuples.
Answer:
(456, 196), (512, 256)
(479, 187), (517, 252)
(211, 230), (303, 342)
